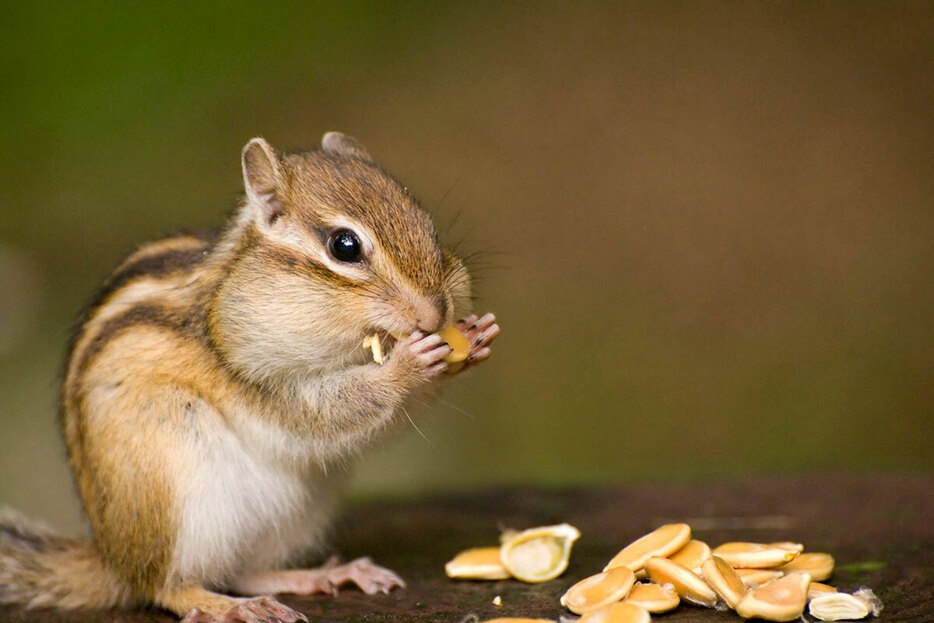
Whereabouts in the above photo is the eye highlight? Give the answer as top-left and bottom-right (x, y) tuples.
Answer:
(327, 229), (363, 263)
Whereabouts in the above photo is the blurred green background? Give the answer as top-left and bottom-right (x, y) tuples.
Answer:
(1, 2), (931, 537)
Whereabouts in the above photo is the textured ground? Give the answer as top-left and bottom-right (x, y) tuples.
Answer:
(1, 474), (931, 622)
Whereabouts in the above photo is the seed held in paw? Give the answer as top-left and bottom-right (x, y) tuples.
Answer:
(438, 325), (470, 363)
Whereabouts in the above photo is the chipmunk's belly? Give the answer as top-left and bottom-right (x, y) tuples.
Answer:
(170, 413), (343, 587)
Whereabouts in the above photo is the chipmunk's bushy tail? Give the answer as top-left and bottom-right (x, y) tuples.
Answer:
(0, 508), (133, 610)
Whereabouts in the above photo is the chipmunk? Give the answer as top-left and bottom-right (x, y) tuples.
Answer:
(0, 133), (500, 622)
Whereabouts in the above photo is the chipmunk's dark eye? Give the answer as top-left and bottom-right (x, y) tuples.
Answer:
(328, 229), (363, 263)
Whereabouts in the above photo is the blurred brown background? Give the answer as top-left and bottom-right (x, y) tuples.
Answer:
(1, 2), (931, 536)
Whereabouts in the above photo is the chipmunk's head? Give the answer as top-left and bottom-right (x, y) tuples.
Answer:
(211, 133), (471, 383)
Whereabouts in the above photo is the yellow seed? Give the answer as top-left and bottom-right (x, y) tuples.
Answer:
(644, 556), (717, 607)
(712, 542), (799, 568)
(771, 541), (805, 553)
(808, 592), (872, 621)
(560, 566), (636, 614)
(735, 568), (784, 587)
(624, 582), (680, 613)
(444, 546), (510, 580)
(479, 619), (555, 623)
(735, 571), (811, 622)
(499, 523), (581, 583)
(604, 523), (692, 572)
(668, 539), (710, 572)
(439, 325), (470, 363)
(579, 602), (652, 623)
(701, 555), (746, 609)
(807, 582), (838, 600)
(492, 595), (503, 606)
(778, 552), (834, 582)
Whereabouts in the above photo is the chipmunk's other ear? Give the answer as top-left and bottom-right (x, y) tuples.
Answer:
(242, 138), (284, 224)
(321, 131), (373, 162)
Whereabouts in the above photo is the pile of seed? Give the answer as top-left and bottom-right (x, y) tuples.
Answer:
(445, 523), (882, 623)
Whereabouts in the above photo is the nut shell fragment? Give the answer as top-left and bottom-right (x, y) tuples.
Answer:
(604, 523), (691, 572)
(499, 523), (581, 583)
(561, 566), (636, 614)
(668, 539), (711, 572)
(712, 542), (799, 568)
(808, 592), (871, 621)
(625, 582), (680, 613)
(445, 546), (510, 580)
(778, 552), (834, 582)
(579, 602), (652, 623)
(363, 334), (384, 364)
(735, 571), (811, 622)
(701, 555), (746, 609)
(644, 556), (717, 607)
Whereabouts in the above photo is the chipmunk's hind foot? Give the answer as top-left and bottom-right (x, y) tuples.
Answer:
(232, 556), (405, 596)
(181, 596), (306, 623)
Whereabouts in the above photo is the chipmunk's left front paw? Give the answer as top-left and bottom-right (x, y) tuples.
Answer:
(449, 313), (499, 373)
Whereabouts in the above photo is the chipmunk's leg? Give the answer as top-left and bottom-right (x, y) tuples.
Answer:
(156, 584), (306, 623)
(230, 557), (405, 596)
(449, 312), (500, 373)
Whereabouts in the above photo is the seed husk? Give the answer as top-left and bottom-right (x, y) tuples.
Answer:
(644, 556), (717, 607)
(808, 591), (872, 621)
(579, 602), (652, 623)
(668, 539), (711, 572)
(734, 568), (784, 587)
(439, 325), (470, 363)
(701, 555), (746, 609)
(807, 582), (838, 600)
(712, 542), (799, 568)
(500, 523), (581, 583)
(561, 566), (636, 614)
(624, 582), (680, 613)
(777, 552), (834, 582)
(604, 523), (692, 572)
(363, 334), (384, 364)
(735, 571), (811, 622)
(444, 546), (510, 580)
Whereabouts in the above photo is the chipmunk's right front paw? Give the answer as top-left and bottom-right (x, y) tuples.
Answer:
(390, 331), (452, 380)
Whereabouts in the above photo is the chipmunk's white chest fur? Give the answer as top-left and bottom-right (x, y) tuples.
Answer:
(170, 406), (344, 587)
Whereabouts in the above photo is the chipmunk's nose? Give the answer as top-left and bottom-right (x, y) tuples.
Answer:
(415, 297), (445, 333)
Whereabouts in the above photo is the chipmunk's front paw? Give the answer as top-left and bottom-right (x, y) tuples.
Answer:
(390, 331), (452, 380)
(449, 312), (499, 373)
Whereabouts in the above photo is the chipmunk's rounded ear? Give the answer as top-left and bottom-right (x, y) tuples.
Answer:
(321, 131), (373, 162)
(242, 138), (284, 225)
